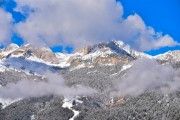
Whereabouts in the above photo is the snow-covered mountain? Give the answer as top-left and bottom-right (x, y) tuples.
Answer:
(111, 40), (153, 59)
(73, 40), (153, 59)
(0, 40), (153, 73)
(155, 50), (180, 63)
(0, 40), (180, 120)
(0, 44), (67, 75)
(0, 44), (59, 64)
(0, 40), (179, 74)
(67, 40), (153, 69)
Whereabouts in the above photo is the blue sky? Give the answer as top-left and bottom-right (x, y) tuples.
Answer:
(0, 0), (74, 53)
(0, 0), (180, 55)
(119, 0), (180, 55)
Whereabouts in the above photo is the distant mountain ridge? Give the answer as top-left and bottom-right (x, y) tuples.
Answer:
(155, 50), (180, 63)
(0, 40), (179, 73)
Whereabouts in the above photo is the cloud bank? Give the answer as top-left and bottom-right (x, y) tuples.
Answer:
(118, 14), (179, 51)
(0, 73), (96, 100)
(112, 59), (180, 97)
(0, 0), (179, 51)
(13, 0), (179, 51)
(0, 8), (13, 46)
(14, 0), (123, 48)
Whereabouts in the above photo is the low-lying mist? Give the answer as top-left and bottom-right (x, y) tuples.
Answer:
(112, 59), (180, 97)
(1, 58), (180, 101)
(0, 73), (96, 100)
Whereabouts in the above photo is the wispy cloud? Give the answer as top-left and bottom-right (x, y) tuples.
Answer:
(118, 14), (179, 51)
(0, 73), (96, 100)
(0, 8), (13, 46)
(111, 59), (180, 97)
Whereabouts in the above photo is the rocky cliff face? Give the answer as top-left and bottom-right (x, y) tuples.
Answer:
(0, 44), (59, 64)
(70, 52), (133, 69)
(68, 40), (149, 69)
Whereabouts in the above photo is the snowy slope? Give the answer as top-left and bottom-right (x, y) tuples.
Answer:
(112, 40), (153, 59)
(155, 50), (180, 62)
(0, 44), (71, 75)
(0, 98), (21, 109)
(55, 53), (73, 67)
(0, 43), (19, 57)
(77, 47), (114, 61)
(1, 57), (61, 75)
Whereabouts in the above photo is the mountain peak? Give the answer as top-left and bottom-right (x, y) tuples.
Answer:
(0, 43), (59, 65)
(111, 40), (153, 59)
(69, 40), (136, 69)
(7, 43), (19, 49)
(1, 43), (19, 52)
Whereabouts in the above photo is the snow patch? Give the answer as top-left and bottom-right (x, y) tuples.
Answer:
(110, 63), (133, 77)
(120, 64), (133, 72)
(31, 114), (36, 120)
(1, 57), (60, 75)
(0, 64), (6, 72)
(0, 98), (21, 109)
(112, 40), (153, 59)
(62, 97), (83, 120)
(0, 43), (19, 57)
(55, 53), (74, 68)
(70, 63), (86, 71)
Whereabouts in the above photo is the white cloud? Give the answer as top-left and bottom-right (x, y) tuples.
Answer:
(111, 59), (180, 97)
(154, 34), (178, 48)
(15, 0), (123, 48)
(118, 14), (179, 51)
(14, 0), (179, 51)
(0, 8), (13, 46)
(0, 73), (96, 100)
